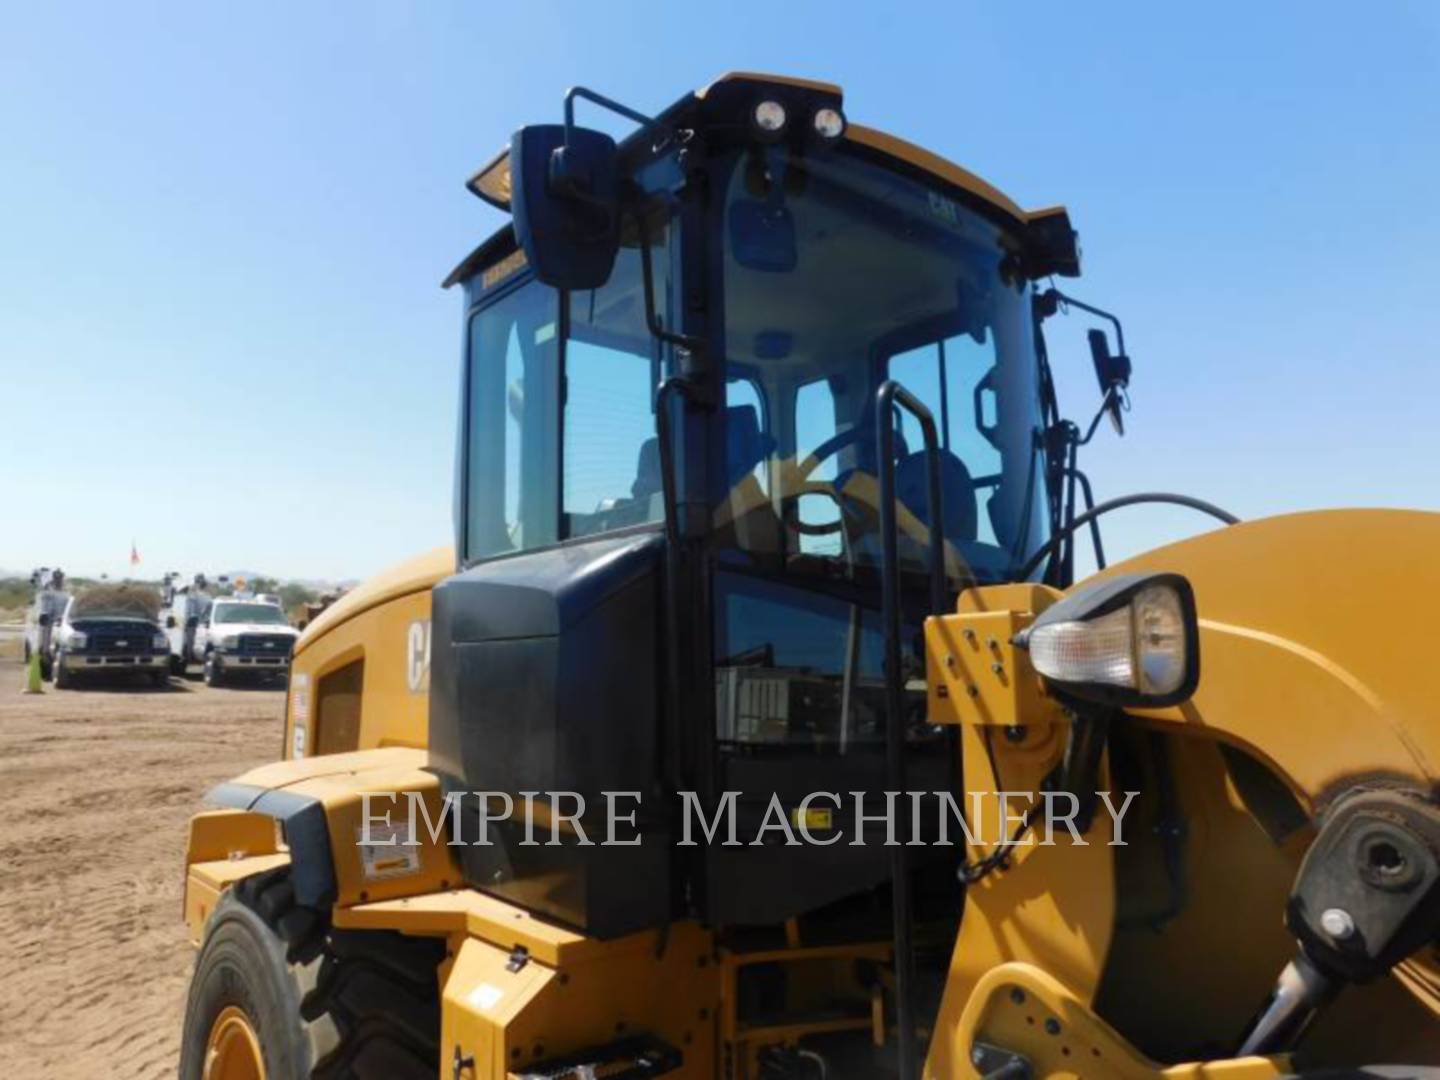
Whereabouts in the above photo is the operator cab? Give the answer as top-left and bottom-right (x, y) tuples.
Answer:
(431, 74), (1085, 936)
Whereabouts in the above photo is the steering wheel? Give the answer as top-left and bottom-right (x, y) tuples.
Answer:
(783, 425), (875, 537)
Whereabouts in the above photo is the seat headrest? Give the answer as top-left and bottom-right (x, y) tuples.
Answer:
(633, 405), (775, 503)
(725, 405), (774, 488)
(632, 437), (661, 500)
(895, 450), (978, 545)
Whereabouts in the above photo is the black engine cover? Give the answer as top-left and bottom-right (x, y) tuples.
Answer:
(428, 531), (671, 937)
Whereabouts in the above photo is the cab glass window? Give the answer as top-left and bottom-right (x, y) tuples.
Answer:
(464, 280), (560, 561)
(888, 334), (1003, 544)
(793, 378), (844, 557)
(562, 211), (676, 539)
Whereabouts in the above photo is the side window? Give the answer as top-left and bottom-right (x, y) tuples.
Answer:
(888, 334), (1002, 543)
(793, 378), (843, 557)
(725, 377), (769, 494)
(465, 280), (560, 562)
(563, 223), (674, 540)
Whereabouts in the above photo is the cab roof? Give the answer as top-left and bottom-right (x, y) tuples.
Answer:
(445, 71), (1075, 289)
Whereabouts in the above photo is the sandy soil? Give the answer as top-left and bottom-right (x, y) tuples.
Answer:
(0, 660), (283, 1078)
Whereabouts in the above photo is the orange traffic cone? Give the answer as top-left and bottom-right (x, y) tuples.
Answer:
(22, 648), (44, 694)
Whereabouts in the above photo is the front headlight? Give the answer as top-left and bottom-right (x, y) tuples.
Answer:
(220, 634), (240, 649)
(69, 631), (88, 649)
(152, 632), (168, 651)
(1021, 572), (1199, 707)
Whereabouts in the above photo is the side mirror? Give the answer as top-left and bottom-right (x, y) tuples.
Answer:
(166, 616), (177, 629)
(510, 124), (620, 290)
(186, 616), (199, 629)
(1019, 572), (1199, 708)
(38, 613), (51, 628)
(728, 198), (797, 273)
(1087, 328), (1131, 435)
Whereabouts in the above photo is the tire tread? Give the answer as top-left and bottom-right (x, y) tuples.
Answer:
(182, 867), (441, 1079)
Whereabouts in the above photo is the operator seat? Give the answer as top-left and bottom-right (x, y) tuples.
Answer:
(834, 449), (978, 576)
(894, 449), (978, 545)
(631, 438), (661, 502)
(633, 406), (779, 549)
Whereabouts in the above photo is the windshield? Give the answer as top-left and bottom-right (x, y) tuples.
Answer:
(716, 146), (1051, 586)
(70, 586), (159, 622)
(213, 602), (288, 625)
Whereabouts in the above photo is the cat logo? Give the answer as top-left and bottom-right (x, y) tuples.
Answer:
(406, 620), (432, 694)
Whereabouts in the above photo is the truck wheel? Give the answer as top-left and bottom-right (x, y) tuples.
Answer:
(151, 669), (169, 688)
(179, 869), (442, 1079)
(204, 655), (224, 688)
(170, 654), (185, 676)
(53, 658), (71, 689)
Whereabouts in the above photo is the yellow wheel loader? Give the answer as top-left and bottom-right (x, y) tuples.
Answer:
(178, 73), (1440, 1079)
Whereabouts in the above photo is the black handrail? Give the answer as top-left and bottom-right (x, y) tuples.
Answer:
(1064, 466), (1107, 570)
(635, 208), (706, 356)
(875, 379), (946, 1080)
(877, 382), (947, 619)
(655, 376), (701, 792)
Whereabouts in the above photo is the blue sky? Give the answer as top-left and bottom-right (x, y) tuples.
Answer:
(2, 2), (1437, 581)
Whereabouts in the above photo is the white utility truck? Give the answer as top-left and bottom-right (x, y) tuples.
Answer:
(193, 596), (298, 687)
(51, 584), (170, 689)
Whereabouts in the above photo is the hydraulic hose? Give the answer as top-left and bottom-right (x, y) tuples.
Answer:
(1019, 493), (1239, 582)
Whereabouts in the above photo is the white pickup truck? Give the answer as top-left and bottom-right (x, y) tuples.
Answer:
(194, 598), (299, 687)
(51, 587), (170, 689)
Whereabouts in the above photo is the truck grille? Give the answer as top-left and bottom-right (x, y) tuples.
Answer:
(236, 634), (293, 657)
(91, 629), (159, 654)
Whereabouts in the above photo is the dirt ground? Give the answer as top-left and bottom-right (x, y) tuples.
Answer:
(0, 658), (284, 1078)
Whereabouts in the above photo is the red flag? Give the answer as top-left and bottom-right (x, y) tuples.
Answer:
(130, 541), (141, 567)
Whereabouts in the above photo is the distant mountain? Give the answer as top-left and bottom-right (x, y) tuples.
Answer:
(290, 577), (360, 592)
(217, 571), (358, 593)
(1, 566), (358, 595)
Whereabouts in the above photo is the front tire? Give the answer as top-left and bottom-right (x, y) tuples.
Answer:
(53, 655), (72, 689)
(179, 869), (442, 1079)
(204, 654), (224, 688)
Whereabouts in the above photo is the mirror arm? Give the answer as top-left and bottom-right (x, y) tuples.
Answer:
(563, 86), (676, 154)
(1042, 288), (1126, 359)
(1078, 387), (1122, 446)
